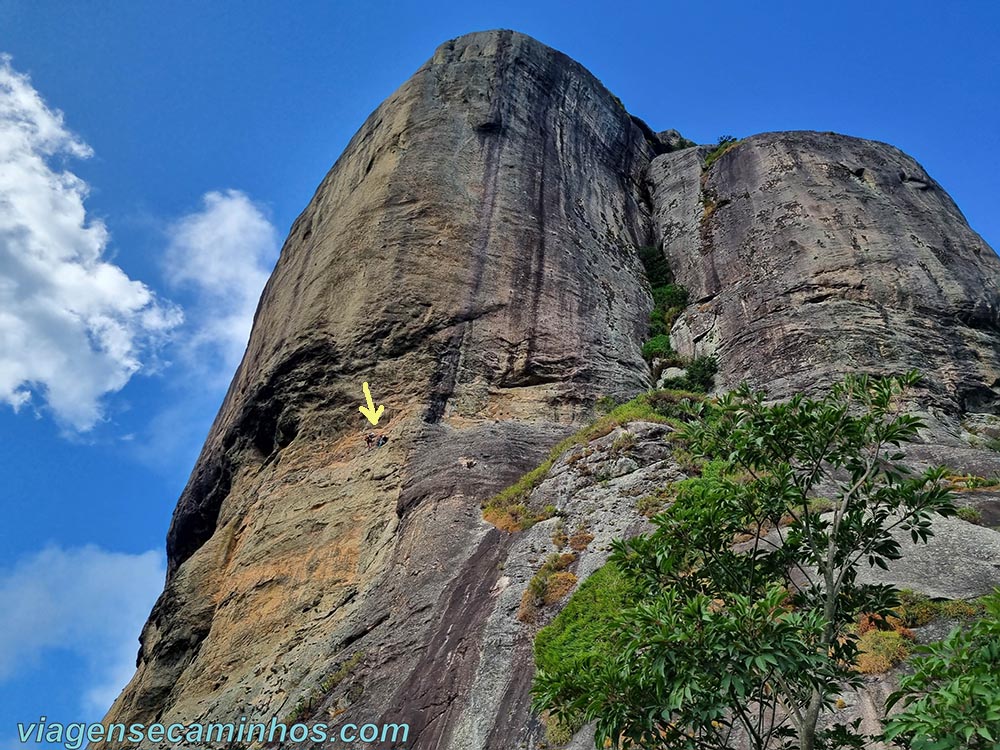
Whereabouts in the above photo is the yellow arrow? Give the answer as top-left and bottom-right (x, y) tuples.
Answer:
(359, 381), (385, 426)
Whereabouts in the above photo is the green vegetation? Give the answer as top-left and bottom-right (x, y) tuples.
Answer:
(541, 713), (575, 747)
(703, 134), (740, 170)
(649, 284), (689, 337)
(532, 372), (959, 750)
(519, 553), (578, 623)
(483, 390), (700, 531)
(318, 650), (364, 693)
(951, 473), (1000, 490)
(534, 566), (627, 674)
(805, 496), (836, 515)
(650, 283), (690, 309)
(895, 590), (941, 627)
(943, 471), (1000, 491)
(638, 244), (673, 288)
(636, 245), (688, 366)
(593, 395), (618, 415)
(894, 589), (988, 627)
(644, 388), (705, 420)
(640, 334), (672, 360)
(638, 458), (735, 518)
(534, 563), (637, 737)
(658, 355), (718, 393)
(886, 590), (1000, 749)
(610, 431), (635, 454)
(283, 651), (366, 723)
(957, 505), (984, 524)
(635, 245), (718, 391)
(636, 486), (672, 517)
(856, 629), (911, 674)
(667, 134), (698, 152)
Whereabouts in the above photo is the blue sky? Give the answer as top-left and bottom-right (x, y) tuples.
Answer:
(1, 0), (998, 742)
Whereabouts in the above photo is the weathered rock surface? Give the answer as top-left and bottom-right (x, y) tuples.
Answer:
(656, 365), (687, 388)
(855, 514), (1000, 600)
(648, 132), (1000, 417)
(100, 28), (657, 749)
(101, 28), (1000, 750)
(447, 421), (675, 750)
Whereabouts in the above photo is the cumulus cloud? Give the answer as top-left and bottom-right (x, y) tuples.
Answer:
(0, 55), (181, 431)
(0, 545), (165, 715)
(164, 190), (279, 377)
(124, 191), (278, 470)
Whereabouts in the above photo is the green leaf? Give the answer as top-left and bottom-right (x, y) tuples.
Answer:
(529, 372), (967, 750)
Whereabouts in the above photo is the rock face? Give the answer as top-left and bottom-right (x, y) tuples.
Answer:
(648, 133), (1000, 414)
(101, 29), (1000, 750)
(101, 28), (656, 748)
(855, 513), (1000, 600)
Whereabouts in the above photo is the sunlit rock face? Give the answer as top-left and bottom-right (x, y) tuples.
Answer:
(100, 29), (657, 748)
(100, 29), (1000, 750)
(649, 131), (1000, 416)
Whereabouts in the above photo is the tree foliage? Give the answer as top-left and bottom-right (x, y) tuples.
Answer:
(658, 356), (718, 393)
(884, 590), (1000, 749)
(532, 372), (957, 750)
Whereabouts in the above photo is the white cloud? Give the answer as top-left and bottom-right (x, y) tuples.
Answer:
(0, 55), (181, 431)
(164, 189), (278, 377)
(124, 190), (278, 470)
(0, 545), (165, 716)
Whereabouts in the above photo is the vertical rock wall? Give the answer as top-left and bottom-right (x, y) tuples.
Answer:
(100, 29), (658, 749)
(648, 132), (1000, 417)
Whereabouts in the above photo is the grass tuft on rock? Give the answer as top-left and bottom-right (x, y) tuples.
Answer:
(483, 390), (701, 531)
(518, 553), (578, 623)
(894, 589), (988, 627)
(856, 629), (910, 674)
(956, 505), (984, 524)
(703, 135), (740, 170)
(658, 355), (718, 393)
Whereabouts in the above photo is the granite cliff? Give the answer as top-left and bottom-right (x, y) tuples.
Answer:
(100, 29), (1000, 749)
